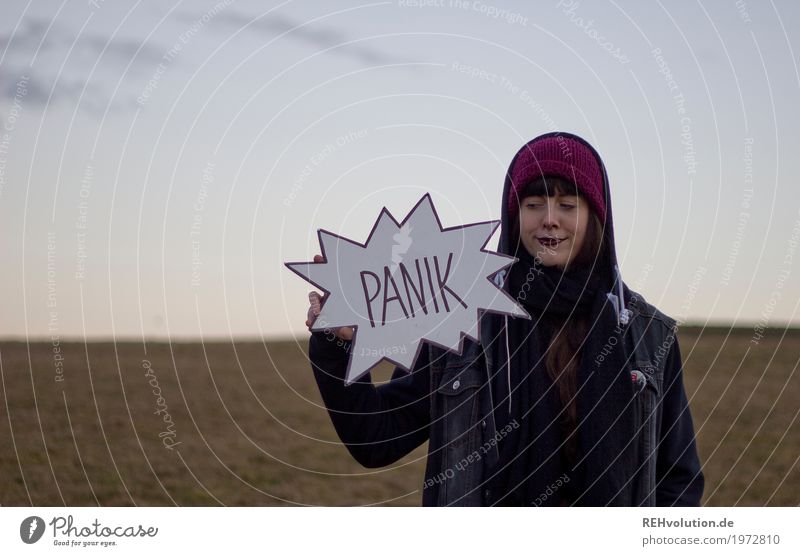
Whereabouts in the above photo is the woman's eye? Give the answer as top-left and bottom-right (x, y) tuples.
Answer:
(560, 203), (576, 210)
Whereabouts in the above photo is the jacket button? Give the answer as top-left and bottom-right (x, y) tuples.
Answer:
(484, 488), (492, 501)
(481, 420), (487, 429)
(452, 380), (460, 390)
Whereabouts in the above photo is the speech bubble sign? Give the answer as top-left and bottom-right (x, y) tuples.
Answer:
(286, 193), (529, 384)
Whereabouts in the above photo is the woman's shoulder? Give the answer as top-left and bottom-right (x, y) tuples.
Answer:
(424, 336), (487, 378)
(624, 286), (678, 331)
(623, 287), (682, 377)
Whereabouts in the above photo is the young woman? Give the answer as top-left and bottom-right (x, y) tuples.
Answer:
(305, 131), (704, 506)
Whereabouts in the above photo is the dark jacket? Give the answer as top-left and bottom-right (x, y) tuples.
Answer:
(309, 132), (704, 506)
(309, 288), (704, 506)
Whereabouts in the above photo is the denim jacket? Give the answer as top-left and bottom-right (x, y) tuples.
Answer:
(309, 288), (704, 506)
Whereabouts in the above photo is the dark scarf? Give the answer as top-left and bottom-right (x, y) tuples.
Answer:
(485, 249), (637, 506)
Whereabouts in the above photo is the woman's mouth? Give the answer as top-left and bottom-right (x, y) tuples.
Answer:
(537, 237), (565, 248)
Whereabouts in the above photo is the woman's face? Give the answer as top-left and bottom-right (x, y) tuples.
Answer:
(518, 192), (590, 269)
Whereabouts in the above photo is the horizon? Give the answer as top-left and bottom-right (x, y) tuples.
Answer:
(5, 320), (800, 344)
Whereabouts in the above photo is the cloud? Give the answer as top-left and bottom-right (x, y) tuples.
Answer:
(0, 16), (165, 111)
(201, 9), (397, 66)
(0, 6), (402, 113)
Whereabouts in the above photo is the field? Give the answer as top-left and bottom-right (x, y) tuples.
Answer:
(1, 326), (799, 506)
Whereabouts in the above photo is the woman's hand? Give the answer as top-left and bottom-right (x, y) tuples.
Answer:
(305, 255), (354, 340)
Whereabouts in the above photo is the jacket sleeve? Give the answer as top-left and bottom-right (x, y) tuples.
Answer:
(655, 337), (705, 506)
(308, 331), (431, 468)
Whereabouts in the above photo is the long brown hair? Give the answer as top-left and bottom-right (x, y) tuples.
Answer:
(511, 176), (606, 463)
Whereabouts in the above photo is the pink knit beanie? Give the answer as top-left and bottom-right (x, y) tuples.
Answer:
(507, 135), (606, 223)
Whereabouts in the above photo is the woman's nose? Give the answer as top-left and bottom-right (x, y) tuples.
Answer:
(542, 202), (559, 228)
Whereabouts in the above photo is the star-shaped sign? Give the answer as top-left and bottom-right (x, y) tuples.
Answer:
(286, 193), (529, 384)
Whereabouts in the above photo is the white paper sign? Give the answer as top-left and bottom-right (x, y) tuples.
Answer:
(286, 194), (528, 384)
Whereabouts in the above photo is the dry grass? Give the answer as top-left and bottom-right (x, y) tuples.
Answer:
(1, 326), (798, 506)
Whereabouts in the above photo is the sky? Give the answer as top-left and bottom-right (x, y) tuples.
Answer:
(1, 0), (799, 341)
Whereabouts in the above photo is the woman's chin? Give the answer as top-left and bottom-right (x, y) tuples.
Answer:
(535, 252), (565, 268)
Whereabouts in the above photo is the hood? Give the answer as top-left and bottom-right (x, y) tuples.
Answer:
(495, 131), (629, 324)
